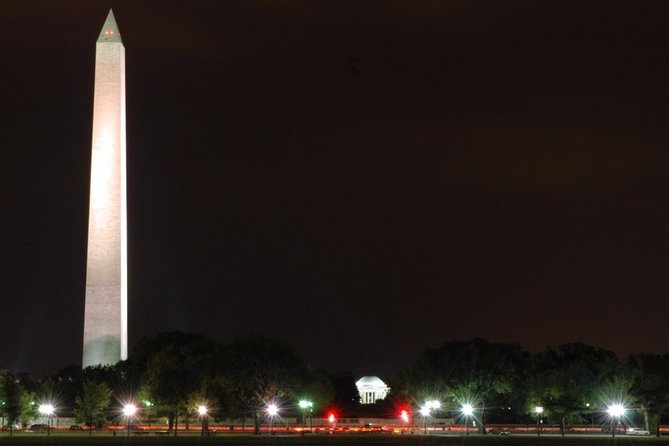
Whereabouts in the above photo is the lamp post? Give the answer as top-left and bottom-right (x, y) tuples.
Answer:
(298, 400), (313, 432)
(427, 401), (440, 433)
(607, 404), (625, 438)
(420, 406), (431, 434)
(462, 404), (474, 436)
(38, 404), (55, 436)
(197, 405), (208, 436)
(534, 406), (543, 436)
(267, 404), (278, 435)
(143, 401), (153, 432)
(123, 404), (137, 437)
(400, 410), (410, 434)
(585, 403), (594, 429)
(328, 412), (336, 433)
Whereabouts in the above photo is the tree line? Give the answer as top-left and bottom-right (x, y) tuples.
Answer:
(398, 338), (669, 436)
(1, 333), (334, 435)
(2, 335), (669, 436)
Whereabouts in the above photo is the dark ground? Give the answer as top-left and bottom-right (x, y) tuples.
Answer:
(0, 434), (668, 446)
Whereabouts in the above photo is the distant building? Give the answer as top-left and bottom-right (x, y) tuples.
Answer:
(355, 376), (390, 404)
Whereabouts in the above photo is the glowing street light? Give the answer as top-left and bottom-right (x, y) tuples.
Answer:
(123, 404), (137, 436)
(123, 404), (137, 417)
(38, 403), (55, 414)
(324, 411), (337, 434)
(123, 403), (137, 416)
(298, 400), (313, 432)
(420, 405), (431, 434)
(607, 404), (625, 438)
(461, 403), (474, 436)
(608, 404), (625, 417)
(143, 401), (153, 432)
(420, 400), (440, 435)
(535, 406), (544, 436)
(267, 403), (279, 435)
(38, 404), (55, 436)
(197, 405), (208, 436)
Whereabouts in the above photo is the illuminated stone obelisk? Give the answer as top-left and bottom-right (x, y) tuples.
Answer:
(82, 9), (127, 367)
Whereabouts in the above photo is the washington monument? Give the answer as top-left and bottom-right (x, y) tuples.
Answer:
(82, 10), (127, 367)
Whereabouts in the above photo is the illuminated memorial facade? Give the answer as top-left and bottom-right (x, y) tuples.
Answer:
(82, 10), (128, 367)
(356, 376), (390, 404)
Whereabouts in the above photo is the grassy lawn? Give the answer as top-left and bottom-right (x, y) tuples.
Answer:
(1, 434), (669, 446)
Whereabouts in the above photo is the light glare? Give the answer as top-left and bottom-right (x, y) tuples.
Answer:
(39, 404), (55, 416)
(427, 400), (441, 409)
(607, 404), (625, 417)
(123, 404), (137, 417)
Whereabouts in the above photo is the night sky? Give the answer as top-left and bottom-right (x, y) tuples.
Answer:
(2, 1), (669, 377)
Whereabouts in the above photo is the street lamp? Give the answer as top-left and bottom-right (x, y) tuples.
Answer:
(197, 405), (208, 436)
(585, 402), (594, 429)
(298, 400), (313, 432)
(607, 404), (625, 438)
(328, 412), (336, 433)
(462, 403), (474, 436)
(420, 405), (431, 434)
(534, 406), (544, 436)
(266, 404), (279, 435)
(427, 401), (440, 433)
(399, 409), (410, 434)
(38, 404), (55, 436)
(143, 401), (153, 432)
(123, 404), (137, 437)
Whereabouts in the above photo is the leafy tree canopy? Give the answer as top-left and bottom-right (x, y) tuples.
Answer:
(73, 380), (113, 432)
